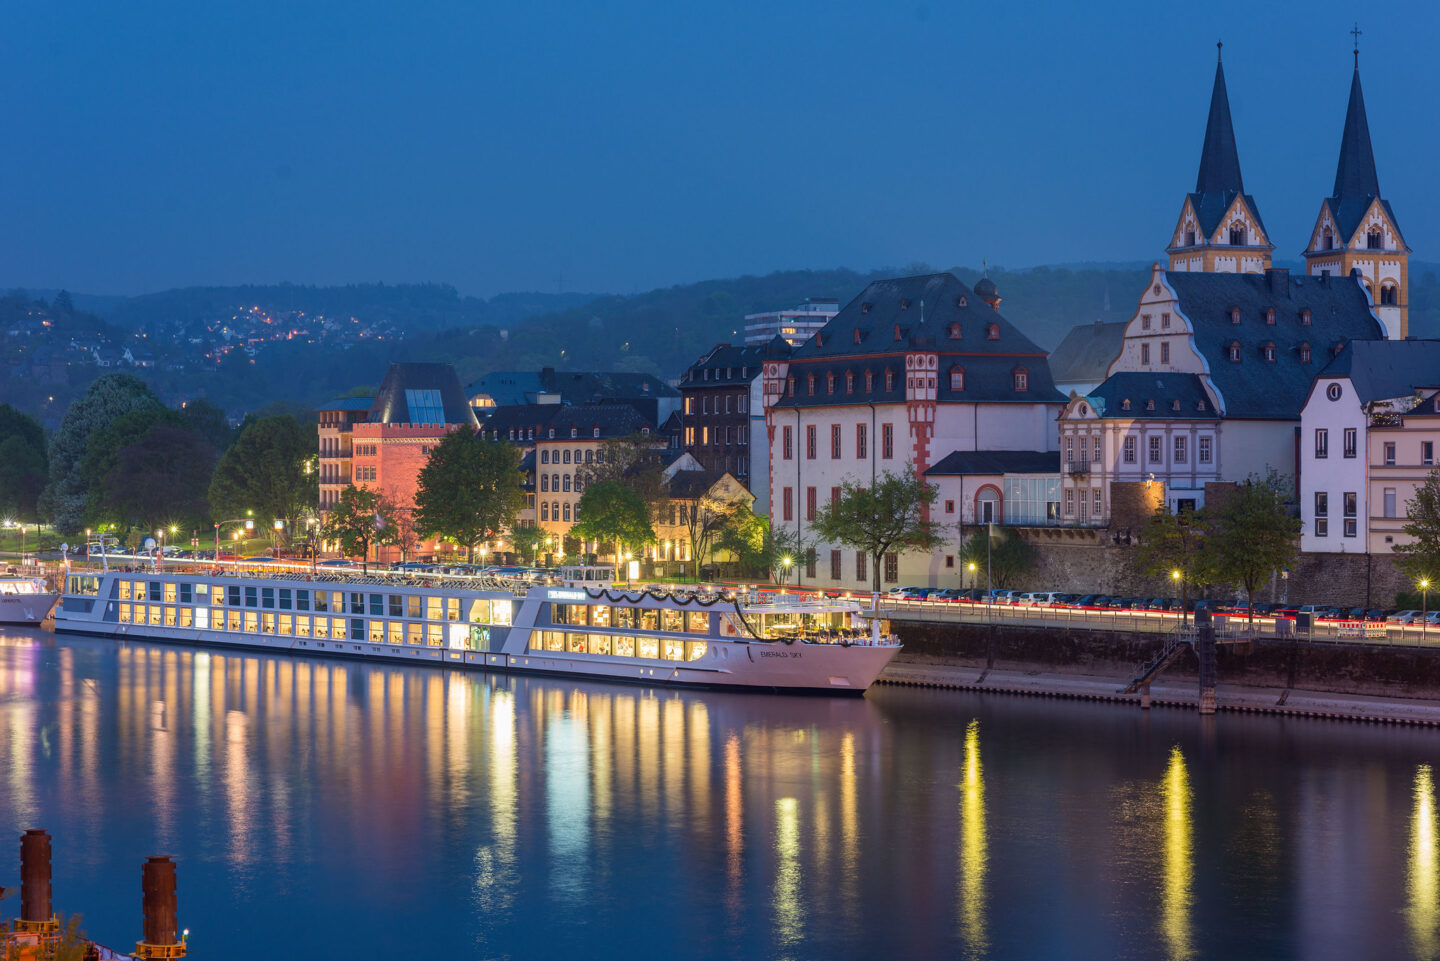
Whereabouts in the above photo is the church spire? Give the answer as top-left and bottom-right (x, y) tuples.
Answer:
(1332, 63), (1381, 202)
(1195, 44), (1245, 196)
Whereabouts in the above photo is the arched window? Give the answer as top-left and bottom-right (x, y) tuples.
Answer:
(585, 449), (593, 463)
(1299, 343), (1312, 364)
(540, 474), (549, 492)
(1265, 308), (1275, 325)
(1146, 399), (1156, 411)
(562, 503), (570, 522)
(956, 295), (968, 308)
(1121, 399), (1131, 411)
(806, 374), (816, 395)
(1262, 342), (1276, 362)
(562, 475), (571, 491)
(1368, 228), (1383, 250)
(949, 367), (965, 390)
(852, 329), (862, 344)
(826, 373), (835, 394)
(593, 427), (600, 438)
(865, 370), (874, 392)
(1228, 341), (1241, 362)
(1381, 285), (1399, 306)
(1229, 225), (1245, 246)
(1013, 367), (1028, 391)
(570, 426), (578, 439)
(1230, 308), (1241, 325)
(540, 450), (549, 464)
(987, 324), (1000, 341)
(562, 450), (571, 464)
(1301, 308), (1312, 326)
(885, 369), (895, 391)
(548, 428), (555, 438)
(949, 322), (962, 340)
(845, 371), (855, 393)
(551, 501), (559, 521)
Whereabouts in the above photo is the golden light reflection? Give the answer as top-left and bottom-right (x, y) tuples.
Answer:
(1160, 745), (1195, 961)
(1408, 764), (1439, 959)
(774, 796), (804, 954)
(957, 719), (988, 959)
(839, 731), (859, 926)
(724, 732), (744, 923)
(474, 688), (517, 912)
(224, 709), (253, 868)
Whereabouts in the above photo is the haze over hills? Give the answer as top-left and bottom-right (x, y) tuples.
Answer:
(8, 260), (1440, 428)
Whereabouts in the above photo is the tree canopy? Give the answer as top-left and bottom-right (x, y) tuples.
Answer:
(97, 423), (216, 534)
(812, 466), (940, 592)
(413, 427), (527, 557)
(1202, 472), (1301, 622)
(208, 415), (317, 543)
(1397, 470), (1440, 588)
(1133, 503), (1213, 613)
(0, 404), (48, 521)
(321, 485), (394, 572)
(959, 527), (1037, 591)
(572, 480), (654, 558)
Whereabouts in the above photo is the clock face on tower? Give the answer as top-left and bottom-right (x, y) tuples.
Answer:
(1326, 383), (1343, 402)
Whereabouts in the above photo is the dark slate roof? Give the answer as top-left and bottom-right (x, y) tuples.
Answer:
(1087, 372), (1218, 420)
(774, 272), (1064, 407)
(1323, 66), (1400, 240)
(1049, 321), (1128, 386)
(368, 363), (479, 427)
(1165, 270), (1383, 419)
(926, 450), (1060, 476)
(545, 403), (650, 439)
(314, 396), (374, 413)
(468, 367), (678, 406)
(667, 469), (727, 499)
(1186, 56), (1268, 239)
(1315, 339), (1440, 403)
(681, 340), (790, 387)
(480, 403), (562, 440)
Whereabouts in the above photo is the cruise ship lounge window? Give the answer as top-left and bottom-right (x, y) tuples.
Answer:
(408, 623), (423, 645)
(297, 590), (310, 611)
(228, 585), (242, 607)
(426, 597), (443, 620)
(295, 616), (310, 637)
(661, 609), (683, 632)
(261, 613), (275, 634)
(407, 596), (422, 618)
(351, 619), (365, 640)
(592, 606), (612, 628)
(277, 615), (291, 636)
(244, 612), (259, 633)
(388, 622), (404, 645)
(390, 595), (404, 617)
(370, 594), (384, 615)
(261, 588), (274, 608)
(244, 587), (258, 608)
(686, 612), (709, 633)
(640, 609), (659, 631)
(179, 583), (193, 604)
(279, 589), (292, 610)
(613, 606), (635, 629)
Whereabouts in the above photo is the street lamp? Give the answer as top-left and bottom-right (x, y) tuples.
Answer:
(968, 560), (977, 590)
(1423, 578), (1431, 641)
(782, 555), (792, 586)
(1171, 569), (1185, 625)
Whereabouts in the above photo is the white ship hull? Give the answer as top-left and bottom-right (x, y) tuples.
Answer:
(55, 569), (900, 694)
(0, 592), (57, 624)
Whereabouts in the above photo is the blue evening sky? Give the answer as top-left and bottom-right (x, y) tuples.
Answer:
(2, 0), (1436, 297)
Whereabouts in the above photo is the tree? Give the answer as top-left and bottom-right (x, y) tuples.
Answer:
(1133, 504), (1213, 619)
(0, 404), (48, 520)
(41, 374), (162, 533)
(572, 480), (654, 559)
(1396, 470), (1440, 589)
(959, 527), (1037, 591)
(812, 466), (941, 593)
(180, 397), (235, 452)
(414, 428), (527, 559)
(80, 406), (187, 525)
(321, 485), (395, 572)
(1203, 472), (1302, 626)
(675, 484), (743, 580)
(208, 415), (318, 545)
(97, 424), (216, 533)
(576, 431), (670, 525)
(508, 522), (547, 565)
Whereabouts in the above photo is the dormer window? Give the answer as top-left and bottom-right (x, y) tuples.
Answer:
(845, 371), (855, 393)
(1146, 399), (1156, 411)
(893, 324), (902, 341)
(1434, 396), (1440, 414)
(1262, 342), (1276, 362)
(885, 370), (895, 391)
(861, 303), (871, 313)
(815, 333), (823, 347)
(826, 373), (836, 395)
(1121, 399), (1132, 411)
(1299, 343), (1312, 364)
(988, 324), (1000, 341)
(948, 322), (962, 340)
(593, 427), (600, 438)
(900, 299), (910, 310)
(1171, 399), (1181, 411)
(786, 377), (795, 396)
(1368, 228), (1383, 250)
(852, 328), (862, 344)
(1265, 308), (1275, 325)
(865, 370), (874, 392)
(1301, 308), (1312, 326)
(548, 428), (556, 438)
(1197, 399), (1207, 411)
(570, 426), (578, 438)
(1230, 308), (1241, 325)
(949, 367), (965, 390)
(806, 374), (816, 395)
(1013, 367), (1028, 392)
(1332, 341), (1345, 358)
(956, 295), (967, 308)
(1227, 341), (1241, 362)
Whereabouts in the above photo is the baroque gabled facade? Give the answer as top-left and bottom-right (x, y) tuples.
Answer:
(1166, 46), (1274, 274)
(1301, 54), (1410, 339)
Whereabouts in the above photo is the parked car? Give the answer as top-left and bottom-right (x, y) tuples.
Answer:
(1387, 610), (1422, 624)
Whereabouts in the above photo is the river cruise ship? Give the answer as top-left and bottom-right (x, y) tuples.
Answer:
(0, 575), (58, 624)
(54, 564), (901, 693)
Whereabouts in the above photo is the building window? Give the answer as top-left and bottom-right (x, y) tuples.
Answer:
(1185, 230), (1195, 246)
(1064, 436), (1074, 465)
(805, 555), (817, 580)
(1368, 229), (1382, 250)
(540, 474), (549, 492)
(1079, 436), (1089, 463)
(1301, 308), (1312, 326)
(1142, 314), (1152, 331)
(1315, 429), (1329, 459)
(830, 550), (842, 581)
(1141, 343), (1150, 364)
(1230, 309), (1242, 325)
(950, 367), (965, 390)
(831, 424), (841, 459)
(1229, 227), (1244, 246)
(1079, 488), (1088, 516)
(1198, 436), (1212, 464)
(846, 371), (855, 393)
(1381, 285), (1398, 306)
(1384, 442), (1396, 466)
(1013, 368), (1028, 392)
(826, 373), (835, 395)
(562, 503), (571, 521)
(540, 502), (549, 521)
(1424, 441), (1435, 466)
(1385, 487), (1398, 519)
(1121, 399), (1131, 411)
(806, 425), (816, 459)
(782, 426), (793, 460)
(1341, 428), (1357, 458)
(1162, 313), (1171, 329)
(1148, 436), (1162, 464)
(787, 377), (795, 397)
(1064, 488), (1075, 515)
(540, 449), (549, 464)
(1263, 343), (1276, 362)
(806, 374), (816, 396)
(1300, 343), (1312, 363)
(944, 499), (955, 514)
(1314, 491), (1328, 536)
(885, 370), (895, 392)
(782, 487), (793, 521)
(1123, 436), (1136, 464)
(1228, 342), (1241, 362)
(856, 552), (866, 582)
(949, 322), (962, 340)
(865, 370), (874, 392)
(562, 475), (571, 492)
(1092, 491), (1103, 517)
(1174, 436), (1187, 464)
(806, 487), (816, 521)
(857, 424), (867, 459)
(882, 424), (894, 459)
(1160, 341), (1170, 364)
(1343, 491), (1357, 537)
(1265, 308), (1276, 326)
(884, 553), (898, 583)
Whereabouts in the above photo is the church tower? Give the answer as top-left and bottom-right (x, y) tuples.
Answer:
(1302, 49), (1409, 339)
(1166, 44), (1273, 274)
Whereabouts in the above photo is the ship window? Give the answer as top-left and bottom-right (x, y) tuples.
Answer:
(662, 609), (683, 632)
(296, 589), (310, 611)
(244, 587), (257, 608)
(687, 611), (710, 633)
(613, 606), (635, 629)
(592, 605), (612, 627)
(261, 587), (274, 608)
(279, 588), (292, 609)
(663, 638), (686, 660)
(369, 620), (384, 643)
(179, 583), (193, 604)
(244, 612), (259, 633)
(370, 594), (384, 615)
(348, 592), (363, 614)
(313, 591), (328, 612)
(408, 623), (422, 645)
(615, 635), (636, 656)
(641, 609), (659, 631)
(406, 596), (421, 618)
(448, 598), (461, 621)
(426, 597), (442, 620)
(278, 614), (292, 636)
(387, 622), (403, 644)
(389, 595), (403, 617)
(164, 582), (177, 603)
(261, 613), (274, 634)
(351, 619), (365, 640)
(638, 637), (661, 659)
(227, 610), (241, 632)
(194, 608), (209, 630)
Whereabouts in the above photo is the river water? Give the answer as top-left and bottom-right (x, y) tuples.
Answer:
(1, 629), (1438, 960)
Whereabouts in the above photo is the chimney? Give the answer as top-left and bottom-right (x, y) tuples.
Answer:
(1266, 267), (1290, 296)
(139, 856), (182, 954)
(19, 829), (52, 924)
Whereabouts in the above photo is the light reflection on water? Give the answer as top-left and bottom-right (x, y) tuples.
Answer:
(0, 633), (1439, 960)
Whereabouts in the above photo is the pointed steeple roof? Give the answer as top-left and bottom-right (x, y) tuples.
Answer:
(1183, 45), (1268, 240)
(1323, 62), (1398, 239)
(1195, 55), (1244, 196)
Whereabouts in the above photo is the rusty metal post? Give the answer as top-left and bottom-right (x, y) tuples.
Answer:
(19, 829), (52, 923)
(135, 856), (185, 959)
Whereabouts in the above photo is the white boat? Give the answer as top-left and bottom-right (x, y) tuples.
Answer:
(54, 565), (901, 693)
(0, 576), (58, 624)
